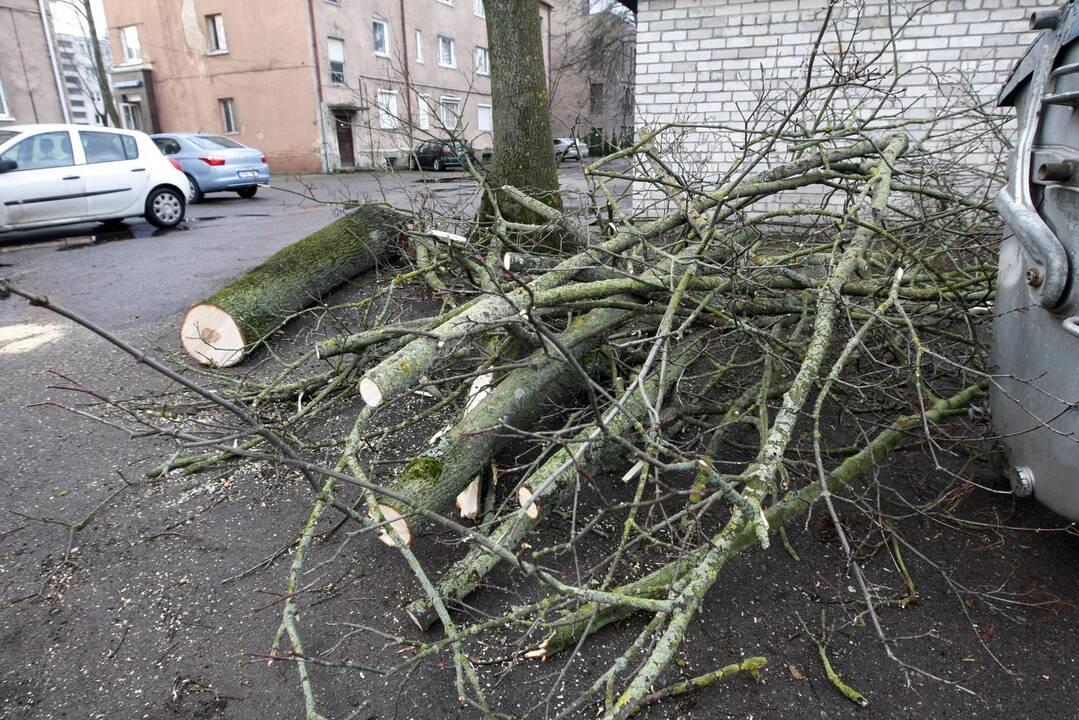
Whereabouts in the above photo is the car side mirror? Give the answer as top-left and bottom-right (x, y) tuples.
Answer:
(0, 159), (16, 173)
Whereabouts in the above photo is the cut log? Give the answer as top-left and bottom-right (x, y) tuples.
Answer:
(370, 305), (634, 545)
(181, 205), (405, 367)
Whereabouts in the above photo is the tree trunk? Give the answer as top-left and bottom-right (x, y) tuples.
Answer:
(181, 205), (404, 367)
(81, 0), (120, 127)
(370, 305), (634, 545)
(481, 0), (562, 227)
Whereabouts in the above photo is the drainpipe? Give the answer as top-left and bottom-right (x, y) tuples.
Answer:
(305, 0), (329, 172)
(399, 0), (414, 152)
(38, 0), (71, 123)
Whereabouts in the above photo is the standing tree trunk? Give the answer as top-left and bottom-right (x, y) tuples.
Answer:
(78, 0), (120, 127)
(482, 0), (562, 227)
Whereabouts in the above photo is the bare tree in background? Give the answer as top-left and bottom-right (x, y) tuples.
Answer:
(54, 0), (119, 126)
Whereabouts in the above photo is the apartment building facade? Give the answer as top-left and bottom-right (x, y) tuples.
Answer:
(56, 32), (111, 125)
(0, 0), (69, 126)
(101, 0), (550, 172)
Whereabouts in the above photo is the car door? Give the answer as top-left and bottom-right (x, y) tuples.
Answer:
(0, 130), (86, 228)
(78, 130), (148, 218)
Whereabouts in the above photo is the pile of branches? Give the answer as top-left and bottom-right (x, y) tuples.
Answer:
(3, 20), (1009, 720)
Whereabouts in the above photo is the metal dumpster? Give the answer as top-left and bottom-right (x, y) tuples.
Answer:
(992, 4), (1079, 520)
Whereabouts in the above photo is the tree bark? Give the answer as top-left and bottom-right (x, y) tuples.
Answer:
(79, 0), (120, 127)
(481, 0), (562, 227)
(181, 205), (404, 367)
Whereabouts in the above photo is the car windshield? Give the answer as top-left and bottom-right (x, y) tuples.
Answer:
(0, 131), (18, 146)
(190, 135), (245, 150)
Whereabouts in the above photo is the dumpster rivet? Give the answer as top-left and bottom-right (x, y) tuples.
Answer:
(1011, 465), (1035, 498)
(1025, 267), (1043, 287)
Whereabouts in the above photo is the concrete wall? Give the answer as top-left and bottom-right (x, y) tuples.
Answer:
(632, 0), (1060, 213)
(103, 0), (322, 173)
(0, 0), (67, 125)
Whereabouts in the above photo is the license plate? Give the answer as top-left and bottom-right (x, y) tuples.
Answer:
(238, 170), (258, 178)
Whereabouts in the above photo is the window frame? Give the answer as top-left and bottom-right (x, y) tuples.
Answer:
(477, 103), (493, 132)
(376, 88), (399, 130)
(327, 37), (346, 85)
(120, 102), (142, 130)
(474, 46), (489, 76)
(219, 97), (239, 134)
(206, 14), (228, 54)
(0, 74), (10, 120)
(119, 25), (141, 63)
(436, 0), (453, 6)
(437, 36), (456, 68)
(474, 0), (485, 17)
(417, 93), (431, 131)
(414, 30), (424, 64)
(439, 95), (461, 131)
(372, 18), (390, 58)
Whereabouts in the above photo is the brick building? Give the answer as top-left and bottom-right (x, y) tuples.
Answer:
(631, 0), (1059, 209)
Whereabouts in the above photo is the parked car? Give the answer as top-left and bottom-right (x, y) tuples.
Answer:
(0, 124), (191, 232)
(151, 133), (269, 202)
(553, 137), (587, 162)
(410, 140), (475, 171)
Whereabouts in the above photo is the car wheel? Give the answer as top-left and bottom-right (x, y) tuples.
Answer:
(145, 186), (186, 228)
(432, 159), (442, 171)
(236, 186), (258, 199)
(185, 174), (204, 203)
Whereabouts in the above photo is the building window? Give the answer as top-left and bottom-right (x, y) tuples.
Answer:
(590, 82), (603, 116)
(437, 36), (456, 68)
(414, 30), (424, 64)
(474, 0), (485, 16)
(206, 14), (228, 53)
(477, 103), (492, 132)
(373, 19), (390, 57)
(120, 102), (142, 130)
(0, 75), (10, 119)
(327, 37), (346, 85)
(439, 95), (461, 131)
(119, 26), (141, 62)
(417, 93), (431, 130)
(436, 0), (453, 5)
(474, 47), (489, 76)
(220, 97), (238, 133)
(377, 89), (398, 129)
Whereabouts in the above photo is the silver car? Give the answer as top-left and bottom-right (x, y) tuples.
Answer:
(151, 133), (269, 202)
(553, 137), (587, 162)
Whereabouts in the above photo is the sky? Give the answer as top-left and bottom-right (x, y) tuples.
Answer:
(50, 0), (109, 37)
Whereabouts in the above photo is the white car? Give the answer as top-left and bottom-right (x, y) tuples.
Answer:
(553, 137), (588, 162)
(0, 124), (192, 233)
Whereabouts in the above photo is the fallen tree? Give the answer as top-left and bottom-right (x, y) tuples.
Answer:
(180, 205), (405, 367)
(4, 12), (1021, 719)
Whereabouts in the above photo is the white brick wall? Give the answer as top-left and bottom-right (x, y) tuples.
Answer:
(632, 0), (1059, 214)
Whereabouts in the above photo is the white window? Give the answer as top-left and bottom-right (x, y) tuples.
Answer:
(373, 18), (389, 57)
(120, 102), (141, 130)
(437, 36), (456, 68)
(439, 95), (461, 131)
(414, 30), (424, 63)
(436, 0), (453, 5)
(377, 89), (398, 129)
(119, 26), (141, 62)
(474, 47), (489, 76)
(477, 103), (492, 132)
(474, 0), (485, 17)
(417, 93), (431, 130)
(0, 74), (10, 119)
(206, 14), (228, 53)
(327, 37), (346, 84)
(220, 97), (238, 133)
